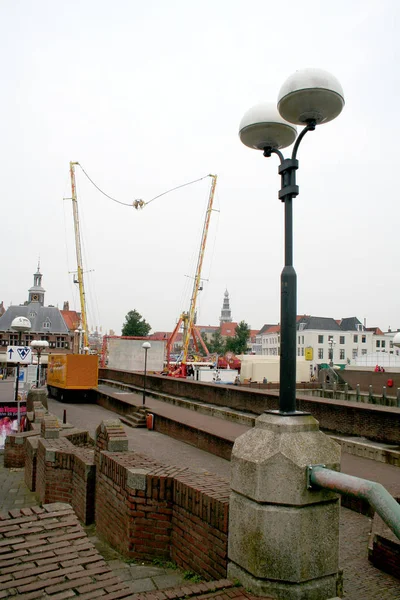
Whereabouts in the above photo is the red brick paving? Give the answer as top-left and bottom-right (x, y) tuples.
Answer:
(0, 503), (133, 598)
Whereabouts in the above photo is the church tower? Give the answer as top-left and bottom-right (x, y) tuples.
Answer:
(28, 262), (46, 306)
(220, 289), (232, 323)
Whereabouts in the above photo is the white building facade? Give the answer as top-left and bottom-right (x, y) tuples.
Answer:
(255, 316), (400, 372)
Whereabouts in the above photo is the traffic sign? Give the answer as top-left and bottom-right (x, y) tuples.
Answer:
(6, 346), (32, 364)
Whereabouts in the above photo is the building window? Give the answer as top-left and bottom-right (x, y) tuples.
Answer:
(382, 341), (386, 349)
(318, 335), (324, 344)
(56, 337), (65, 348)
(29, 312), (37, 319)
(298, 348), (300, 356)
(318, 348), (324, 359)
(302, 336), (304, 344)
(352, 349), (358, 359)
(41, 336), (49, 341)
(43, 321), (51, 329)
(301, 347), (304, 356)
(340, 349), (345, 360)
(298, 336), (300, 344)
(362, 336), (366, 343)
(354, 335), (358, 343)
(376, 340), (381, 348)
(362, 349), (367, 355)
(9, 334), (19, 345)
(340, 336), (345, 344)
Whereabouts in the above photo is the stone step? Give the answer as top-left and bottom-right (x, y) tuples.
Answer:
(119, 409), (147, 428)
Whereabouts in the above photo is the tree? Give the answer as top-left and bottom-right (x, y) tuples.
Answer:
(207, 329), (226, 355)
(121, 310), (151, 337)
(225, 321), (251, 355)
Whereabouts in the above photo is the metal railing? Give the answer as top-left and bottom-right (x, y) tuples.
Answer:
(307, 465), (400, 540)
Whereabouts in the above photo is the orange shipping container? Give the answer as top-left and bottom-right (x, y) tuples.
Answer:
(47, 354), (98, 390)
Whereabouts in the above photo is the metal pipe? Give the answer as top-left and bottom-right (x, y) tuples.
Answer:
(308, 466), (400, 540)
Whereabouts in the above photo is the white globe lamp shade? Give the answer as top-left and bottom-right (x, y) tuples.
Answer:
(11, 316), (32, 332)
(393, 332), (400, 348)
(278, 68), (345, 125)
(142, 342), (151, 350)
(31, 340), (49, 350)
(239, 102), (297, 150)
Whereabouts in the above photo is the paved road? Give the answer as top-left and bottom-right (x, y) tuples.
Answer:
(1, 381), (400, 598)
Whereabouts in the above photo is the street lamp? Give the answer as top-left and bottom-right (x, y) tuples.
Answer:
(11, 316), (32, 428)
(239, 68), (344, 415)
(74, 326), (85, 354)
(30, 340), (49, 388)
(142, 341), (151, 406)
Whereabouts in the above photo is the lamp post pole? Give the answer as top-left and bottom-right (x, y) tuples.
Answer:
(142, 342), (151, 405)
(74, 327), (84, 354)
(31, 341), (49, 388)
(239, 69), (344, 415)
(36, 348), (42, 387)
(11, 317), (32, 429)
(230, 68), (345, 599)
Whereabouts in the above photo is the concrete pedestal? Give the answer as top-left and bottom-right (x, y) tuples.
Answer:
(228, 413), (342, 600)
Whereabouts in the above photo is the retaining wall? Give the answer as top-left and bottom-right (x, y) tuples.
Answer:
(93, 421), (230, 579)
(99, 368), (400, 444)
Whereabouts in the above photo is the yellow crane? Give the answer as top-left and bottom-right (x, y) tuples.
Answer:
(69, 161), (89, 351)
(166, 174), (217, 375)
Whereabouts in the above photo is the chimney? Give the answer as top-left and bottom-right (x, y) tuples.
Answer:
(63, 301), (70, 311)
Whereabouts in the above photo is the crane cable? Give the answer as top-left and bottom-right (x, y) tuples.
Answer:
(77, 164), (211, 209)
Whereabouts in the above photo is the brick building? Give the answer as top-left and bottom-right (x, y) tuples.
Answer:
(0, 265), (80, 363)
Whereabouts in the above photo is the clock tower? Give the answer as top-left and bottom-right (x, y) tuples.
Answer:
(28, 262), (46, 306)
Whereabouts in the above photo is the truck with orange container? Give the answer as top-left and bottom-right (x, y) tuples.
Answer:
(47, 354), (98, 401)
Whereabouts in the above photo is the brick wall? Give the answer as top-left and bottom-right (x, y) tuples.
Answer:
(91, 419), (230, 578)
(127, 468), (176, 560)
(24, 436), (39, 491)
(172, 472), (230, 580)
(95, 451), (133, 555)
(36, 437), (75, 505)
(370, 535), (400, 579)
(64, 430), (93, 447)
(35, 436), (96, 524)
(4, 431), (39, 468)
(71, 448), (96, 524)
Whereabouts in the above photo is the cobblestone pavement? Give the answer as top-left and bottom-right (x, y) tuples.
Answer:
(0, 454), (39, 511)
(340, 507), (400, 599)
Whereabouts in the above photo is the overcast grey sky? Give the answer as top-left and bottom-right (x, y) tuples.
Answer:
(1, 0), (398, 335)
